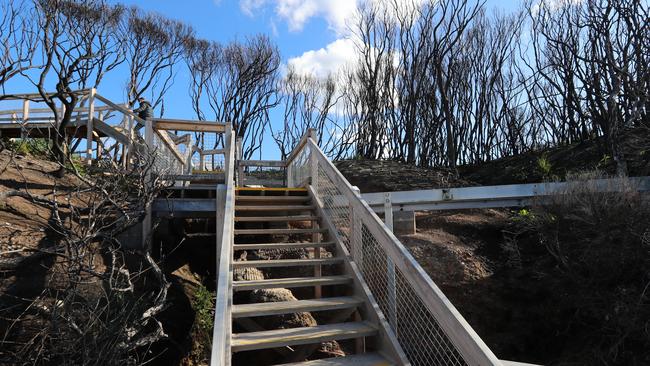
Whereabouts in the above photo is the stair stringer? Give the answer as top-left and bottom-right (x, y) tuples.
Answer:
(307, 186), (411, 366)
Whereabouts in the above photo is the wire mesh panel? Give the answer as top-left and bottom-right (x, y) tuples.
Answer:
(288, 141), (311, 187)
(316, 165), (351, 251)
(197, 154), (225, 172)
(151, 132), (183, 175)
(360, 223), (468, 366)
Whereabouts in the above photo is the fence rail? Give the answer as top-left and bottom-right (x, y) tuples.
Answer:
(362, 177), (650, 212)
(285, 131), (501, 366)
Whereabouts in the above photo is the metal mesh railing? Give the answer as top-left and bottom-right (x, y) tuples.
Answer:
(196, 153), (225, 172)
(360, 223), (468, 366)
(316, 165), (352, 250)
(151, 131), (184, 175)
(287, 139), (311, 187)
(299, 137), (500, 366)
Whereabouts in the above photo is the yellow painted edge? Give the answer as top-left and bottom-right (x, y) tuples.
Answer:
(236, 187), (307, 191)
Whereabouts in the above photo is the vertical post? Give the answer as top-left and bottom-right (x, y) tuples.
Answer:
(85, 89), (96, 165)
(384, 193), (397, 328)
(125, 114), (134, 168)
(236, 137), (243, 186)
(21, 100), (29, 139)
(287, 161), (294, 188)
(216, 184), (226, 250)
(95, 113), (104, 159)
(349, 186), (362, 265)
(313, 217), (322, 298)
(186, 138), (194, 175)
(309, 143), (318, 195)
(224, 122), (232, 184)
(142, 116), (154, 250)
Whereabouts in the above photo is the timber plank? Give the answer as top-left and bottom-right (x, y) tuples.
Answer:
(278, 353), (394, 366)
(234, 228), (326, 235)
(234, 215), (318, 222)
(231, 296), (363, 318)
(232, 258), (343, 269)
(231, 321), (377, 352)
(233, 241), (335, 250)
(233, 276), (352, 291)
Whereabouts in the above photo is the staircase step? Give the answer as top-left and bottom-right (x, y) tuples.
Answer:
(231, 322), (377, 352)
(234, 215), (319, 222)
(234, 228), (326, 235)
(236, 187), (308, 192)
(235, 205), (315, 211)
(233, 258), (343, 269)
(234, 241), (335, 250)
(232, 296), (363, 318)
(233, 275), (352, 291)
(236, 196), (311, 203)
(278, 353), (394, 366)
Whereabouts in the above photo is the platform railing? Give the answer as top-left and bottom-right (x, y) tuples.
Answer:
(0, 89), (186, 176)
(286, 131), (502, 366)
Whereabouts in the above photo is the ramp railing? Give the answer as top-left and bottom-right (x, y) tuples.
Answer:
(210, 123), (235, 366)
(286, 130), (502, 366)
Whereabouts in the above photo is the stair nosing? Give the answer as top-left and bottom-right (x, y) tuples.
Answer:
(231, 321), (377, 352)
(232, 258), (343, 268)
(234, 228), (327, 235)
(232, 275), (352, 291)
(233, 241), (335, 250)
(276, 353), (393, 366)
(231, 296), (363, 318)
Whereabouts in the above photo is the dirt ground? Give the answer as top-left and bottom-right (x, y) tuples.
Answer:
(0, 150), (83, 270)
(394, 209), (554, 364)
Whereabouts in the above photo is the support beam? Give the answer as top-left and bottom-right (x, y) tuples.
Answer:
(152, 118), (226, 133)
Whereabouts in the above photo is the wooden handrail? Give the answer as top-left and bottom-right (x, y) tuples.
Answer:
(151, 118), (226, 133)
(239, 160), (286, 167)
(94, 93), (146, 126)
(154, 128), (186, 163)
(307, 138), (502, 366)
(0, 89), (92, 101)
(0, 105), (114, 116)
(211, 123), (235, 366)
(285, 128), (316, 165)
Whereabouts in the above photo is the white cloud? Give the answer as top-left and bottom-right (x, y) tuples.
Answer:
(240, 0), (268, 17)
(532, 0), (584, 14)
(240, 0), (358, 34)
(287, 38), (357, 78)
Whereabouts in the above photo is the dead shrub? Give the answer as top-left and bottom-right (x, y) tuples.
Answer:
(509, 172), (650, 365)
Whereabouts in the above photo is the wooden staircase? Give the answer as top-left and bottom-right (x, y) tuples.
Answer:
(230, 187), (395, 365)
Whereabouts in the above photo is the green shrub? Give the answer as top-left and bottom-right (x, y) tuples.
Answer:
(7, 138), (51, 157)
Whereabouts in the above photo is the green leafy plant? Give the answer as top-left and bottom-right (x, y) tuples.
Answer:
(67, 154), (88, 176)
(189, 282), (214, 362)
(537, 155), (552, 178)
(9, 138), (51, 157)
